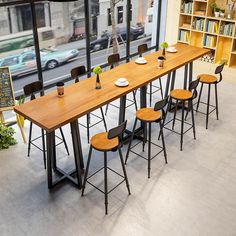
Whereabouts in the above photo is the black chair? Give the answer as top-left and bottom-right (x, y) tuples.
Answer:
(163, 79), (200, 151)
(138, 43), (163, 106)
(125, 97), (168, 178)
(196, 63), (224, 129)
(105, 53), (138, 115)
(23, 81), (69, 169)
(71, 66), (107, 143)
(81, 121), (131, 215)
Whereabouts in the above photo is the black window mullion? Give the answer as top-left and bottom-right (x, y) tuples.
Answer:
(126, 0), (131, 63)
(30, 1), (44, 96)
(156, 0), (162, 51)
(84, 0), (91, 77)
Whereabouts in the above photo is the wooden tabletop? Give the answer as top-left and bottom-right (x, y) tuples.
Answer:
(14, 43), (209, 132)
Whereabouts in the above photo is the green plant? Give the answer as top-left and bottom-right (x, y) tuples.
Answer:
(93, 66), (102, 75)
(17, 95), (25, 105)
(0, 122), (17, 150)
(220, 9), (225, 13)
(160, 41), (169, 49)
(215, 7), (220, 12)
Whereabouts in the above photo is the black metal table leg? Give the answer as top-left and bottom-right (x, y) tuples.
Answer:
(119, 95), (127, 125)
(70, 120), (84, 188)
(170, 70), (176, 92)
(46, 131), (54, 189)
(184, 64), (188, 90)
(189, 62), (193, 85)
(164, 73), (171, 98)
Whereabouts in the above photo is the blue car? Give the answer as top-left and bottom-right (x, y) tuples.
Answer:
(0, 48), (79, 78)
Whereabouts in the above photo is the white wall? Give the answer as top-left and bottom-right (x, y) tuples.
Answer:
(165, 0), (181, 45)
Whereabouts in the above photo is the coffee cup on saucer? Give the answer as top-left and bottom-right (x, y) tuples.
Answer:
(167, 46), (177, 53)
(117, 78), (127, 85)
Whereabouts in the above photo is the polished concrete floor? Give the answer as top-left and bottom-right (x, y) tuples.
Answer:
(1, 61), (236, 236)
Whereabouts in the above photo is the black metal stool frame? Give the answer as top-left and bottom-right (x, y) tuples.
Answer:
(162, 79), (199, 151)
(125, 98), (168, 178)
(81, 121), (131, 215)
(195, 63), (224, 129)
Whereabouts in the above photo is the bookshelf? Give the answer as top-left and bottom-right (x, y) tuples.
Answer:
(178, 0), (236, 67)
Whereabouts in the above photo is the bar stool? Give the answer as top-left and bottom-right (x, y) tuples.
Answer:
(23, 81), (69, 169)
(81, 121), (131, 215)
(105, 53), (138, 115)
(138, 43), (163, 105)
(71, 66), (107, 143)
(125, 97), (168, 178)
(163, 79), (200, 151)
(196, 63), (224, 129)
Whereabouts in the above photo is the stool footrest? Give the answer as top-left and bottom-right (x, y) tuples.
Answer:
(86, 166), (126, 195)
(129, 139), (164, 161)
(164, 118), (193, 136)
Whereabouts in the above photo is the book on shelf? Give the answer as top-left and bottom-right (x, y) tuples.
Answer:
(193, 18), (205, 31)
(179, 30), (190, 42)
(181, 1), (193, 14)
(204, 35), (216, 48)
(220, 22), (234, 36)
(206, 20), (219, 34)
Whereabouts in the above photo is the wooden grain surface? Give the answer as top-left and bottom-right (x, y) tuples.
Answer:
(14, 43), (209, 132)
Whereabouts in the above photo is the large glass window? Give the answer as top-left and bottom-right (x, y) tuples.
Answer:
(37, 1), (86, 87)
(0, 4), (37, 95)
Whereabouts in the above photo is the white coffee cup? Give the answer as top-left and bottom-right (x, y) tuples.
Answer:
(117, 78), (127, 84)
(168, 47), (176, 52)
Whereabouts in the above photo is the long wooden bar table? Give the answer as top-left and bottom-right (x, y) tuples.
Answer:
(14, 43), (209, 189)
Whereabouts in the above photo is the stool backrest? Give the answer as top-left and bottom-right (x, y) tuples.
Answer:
(215, 63), (224, 83)
(108, 53), (120, 69)
(108, 120), (127, 140)
(23, 81), (43, 100)
(71, 65), (86, 83)
(188, 78), (200, 99)
(138, 44), (148, 57)
(154, 97), (169, 119)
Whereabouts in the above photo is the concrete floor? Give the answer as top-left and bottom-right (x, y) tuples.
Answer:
(1, 61), (236, 236)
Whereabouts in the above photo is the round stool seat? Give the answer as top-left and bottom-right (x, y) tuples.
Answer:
(198, 74), (217, 84)
(91, 132), (119, 151)
(170, 89), (192, 100)
(136, 108), (161, 122)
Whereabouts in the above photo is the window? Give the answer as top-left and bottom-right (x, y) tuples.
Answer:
(117, 6), (123, 24)
(148, 14), (153, 23)
(22, 53), (35, 63)
(107, 8), (111, 26)
(1, 56), (19, 66)
(16, 3), (46, 31)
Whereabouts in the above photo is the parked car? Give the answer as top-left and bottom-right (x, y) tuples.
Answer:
(0, 48), (79, 78)
(90, 26), (144, 51)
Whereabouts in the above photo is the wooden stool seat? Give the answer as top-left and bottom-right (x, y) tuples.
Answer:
(136, 108), (161, 122)
(170, 89), (192, 100)
(197, 74), (217, 84)
(91, 132), (119, 151)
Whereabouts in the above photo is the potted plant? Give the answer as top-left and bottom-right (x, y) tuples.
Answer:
(220, 9), (225, 17)
(0, 122), (17, 150)
(93, 66), (102, 89)
(15, 95), (25, 127)
(214, 7), (220, 17)
(160, 41), (169, 58)
(210, 2), (217, 15)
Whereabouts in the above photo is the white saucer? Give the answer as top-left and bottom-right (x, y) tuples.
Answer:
(115, 81), (129, 87)
(167, 48), (178, 53)
(135, 58), (147, 64)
